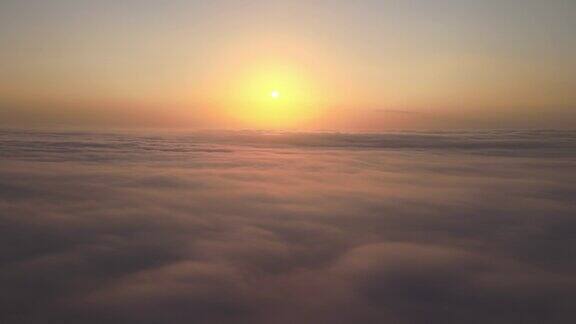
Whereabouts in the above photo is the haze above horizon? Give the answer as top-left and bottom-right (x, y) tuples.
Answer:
(1, 0), (575, 130)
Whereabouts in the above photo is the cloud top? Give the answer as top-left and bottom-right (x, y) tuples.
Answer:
(0, 129), (575, 323)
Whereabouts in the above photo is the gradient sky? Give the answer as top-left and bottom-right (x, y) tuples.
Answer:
(1, 0), (575, 130)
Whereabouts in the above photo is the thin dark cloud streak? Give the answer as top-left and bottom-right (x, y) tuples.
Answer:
(0, 129), (575, 323)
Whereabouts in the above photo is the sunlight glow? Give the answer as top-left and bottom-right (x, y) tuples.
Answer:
(221, 63), (321, 129)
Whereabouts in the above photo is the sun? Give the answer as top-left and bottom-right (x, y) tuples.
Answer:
(220, 63), (321, 129)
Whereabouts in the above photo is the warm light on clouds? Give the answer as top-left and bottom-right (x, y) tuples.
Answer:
(1, 129), (575, 322)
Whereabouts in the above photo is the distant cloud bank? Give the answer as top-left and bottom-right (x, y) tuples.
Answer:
(0, 129), (575, 323)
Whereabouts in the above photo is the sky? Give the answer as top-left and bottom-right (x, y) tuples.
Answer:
(1, 0), (575, 130)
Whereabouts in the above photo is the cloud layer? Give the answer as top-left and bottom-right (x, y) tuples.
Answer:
(1, 130), (575, 323)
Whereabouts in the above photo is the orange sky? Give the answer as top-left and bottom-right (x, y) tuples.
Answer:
(1, 0), (575, 130)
